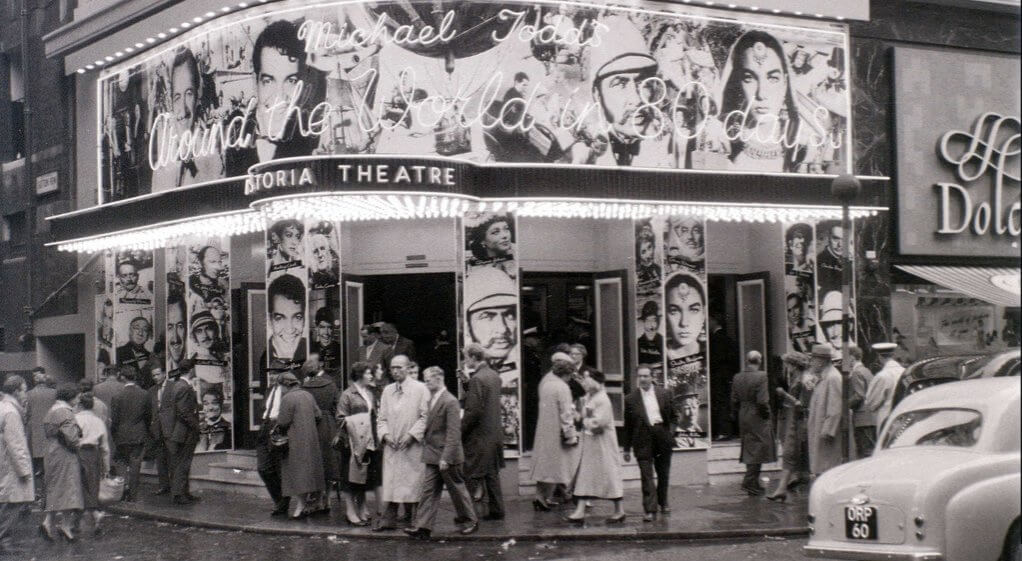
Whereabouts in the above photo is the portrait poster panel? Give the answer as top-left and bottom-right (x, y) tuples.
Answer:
(306, 219), (342, 374)
(814, 219), (856, 356)
(783, 222), (817, 354)
(462, 211), (520, 452)
(95, 295), (115, 373)
(165, 246), (189, 375)
(634, 217), (665, 383)
(112, 250), (155, 372)
(661, 215), (708, 449)
(185, 237), (234, 453)
(266, 219), (309, 371)
(97, 1), (850, 204)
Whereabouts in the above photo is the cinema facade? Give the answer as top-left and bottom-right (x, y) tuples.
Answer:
(37, 0), (982, 493)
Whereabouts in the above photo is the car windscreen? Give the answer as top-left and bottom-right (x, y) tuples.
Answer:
(881, 408), (982, 450)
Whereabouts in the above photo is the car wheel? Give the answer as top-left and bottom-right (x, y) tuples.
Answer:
(1004, 518), (1020, 561)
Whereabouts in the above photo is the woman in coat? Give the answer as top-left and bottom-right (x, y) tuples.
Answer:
(276, 372), (325, 519)
(767, 351), (814, 501)
(566, 370), (625, 524)
(335, 361), (379, 526)
(0, 375), (34, 553)
(41, 383), (83, 541)
(529, 355), (579, 510)
(74, 391), (111, 534)
(301, 364), (340, 516)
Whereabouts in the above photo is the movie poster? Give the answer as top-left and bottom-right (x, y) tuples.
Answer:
(783, 222), (817, 354)
(306, 220), (342, 374)
(111, 250), (155, 371)
(95, 294), (115, 372)
(98, 1), (850, 203)
(266, 219), (309, 371)
(814, 219), (856, 355)
(661, 215), (709, 449)
(634, 217), (665, 382)
(462, 211), (520, 451)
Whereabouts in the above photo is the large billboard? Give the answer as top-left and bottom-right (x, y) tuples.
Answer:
(98, 0), (851, 203)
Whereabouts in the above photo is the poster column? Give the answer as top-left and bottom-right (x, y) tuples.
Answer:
(462, 211), (520, 453)
(266, 219), (310, 372)
(110, 250), (156, 377)
(783, 222), (818, 355)
(814, 220), (857, 356)
(634, 217), (666, 384)
(305, 220), (342, 376)
(661, 215), (709, 449)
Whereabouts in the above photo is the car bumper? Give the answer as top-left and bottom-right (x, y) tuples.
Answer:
(804, 545), (943, 561)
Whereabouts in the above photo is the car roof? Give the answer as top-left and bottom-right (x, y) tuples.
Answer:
(893, 377), (1020, 416)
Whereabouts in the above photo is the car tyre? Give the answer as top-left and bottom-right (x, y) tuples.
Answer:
(1003, 518), (1020, 561)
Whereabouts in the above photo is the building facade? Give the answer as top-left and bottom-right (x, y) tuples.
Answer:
(20, 0), (1020, 492)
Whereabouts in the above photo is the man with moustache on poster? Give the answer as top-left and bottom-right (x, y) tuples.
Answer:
(115, 259), (152, 303)
(166, 294), (187, 373)
(816, 222), (844, 298)
(224, 19), (322, 176)
(459, 344), (505, 522)
(117, 316), (153, 370)
(665, 216), (705, 273)
(464, 268), (518, 377)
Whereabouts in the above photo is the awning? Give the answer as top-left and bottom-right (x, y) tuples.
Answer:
(896, 265), (1022, 308)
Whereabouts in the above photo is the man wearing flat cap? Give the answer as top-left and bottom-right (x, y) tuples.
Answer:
(806, 344), (844, 477)
(864, 342), (904, 437)
(464, 267), (518, 375)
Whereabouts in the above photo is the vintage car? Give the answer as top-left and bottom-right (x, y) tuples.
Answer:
(805, 377), (1021, 561)
(891, 349), (1020, 411)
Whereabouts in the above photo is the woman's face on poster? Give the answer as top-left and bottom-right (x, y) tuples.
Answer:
(202, 394), (222, 420)
(667, 280), (704, 350)
(171, 63), (197, 130)
(167, 303), (186, 363)
(309, 233), (333, 271)
(270, 295), (304, 346)
(482, 221), (513, 258)
(639, 239), (654, 266)
(739, 43), (786, 121)
(278, 225), (302, 260)
(201, 247), (223, 278)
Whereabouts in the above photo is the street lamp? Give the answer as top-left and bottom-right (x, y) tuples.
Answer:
(831, 174), (861, 464)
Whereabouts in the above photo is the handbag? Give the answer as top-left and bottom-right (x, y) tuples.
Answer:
(98, 476), (125, 505)
(269, 425), (289, 455)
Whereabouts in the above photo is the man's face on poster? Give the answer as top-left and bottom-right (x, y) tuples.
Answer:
(202, 393), (222, 421)
(597, 70), (656, 138)
(515, 76), (530, 93)
(129, 318), (151, 347)
(469, 305), (517, 360)
(639, 239), (654, 267)
(167, 303), (186, 363)
(643, 314), (659, 337)
(681, 396), (698, 424)
(118, 263), (139, 292)
(669, 217), (703, 262)
(787, 295), (803, 326)
(171, 62), (198, 130)
(827, 226), (843, 256)
(256, 46), (301, 131)
(309, 234), (333, 272)
(201, 247), (223, 279)
(315, 320), (331, 345)
(192, 323), (217, 352)
(823, 321), (842, 349)
(270, 294), (304, 348)
(667, 281), (704, 350)
(788, 232), (806, 262)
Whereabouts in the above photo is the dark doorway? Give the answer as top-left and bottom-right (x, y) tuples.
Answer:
(362, 273), (459, 392)
(38, 334), (85, 385)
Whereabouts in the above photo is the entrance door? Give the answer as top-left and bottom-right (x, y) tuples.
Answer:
(735, 272), (770, 364)
(342, 274), (366, 383)
(241, 284), (265, 447)
(594, 270), (629, 425)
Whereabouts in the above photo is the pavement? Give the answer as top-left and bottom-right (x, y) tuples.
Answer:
(106, 481), (809, 542)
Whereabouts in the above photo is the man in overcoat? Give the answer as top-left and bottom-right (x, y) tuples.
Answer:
(160, 363), (200, 504)
(404, 367), (478, 540)
(375, 354), (428, 531)
(846, 345), (876, 458)
(807, 344), (844, 477)
(110, 367), (150, 501)
(460, 344), (505, 520)
(622, 366), (676, 521)
(731, 351), (776, 495)
(24, 368), (55, 485)
(0, 375), (33, 555)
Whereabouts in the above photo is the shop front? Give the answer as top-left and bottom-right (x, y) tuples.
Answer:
(48, 0), (887, 492)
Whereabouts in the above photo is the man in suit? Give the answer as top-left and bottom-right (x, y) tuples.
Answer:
(623, 366), (676, 521)
(355, 324), (386, 368)
(147, 365), (172, 496)
(708, 315), (739, 440)
(460, 343), (505, 521)
(93, 366), (124, 413)
(24, 367), (56, 486)
(110, 367), (149, 501)
(159, 362), (201, 504)
(731, 351), (776, 496)
(404, 367), (478, 540)
(379, 322), (416, 370)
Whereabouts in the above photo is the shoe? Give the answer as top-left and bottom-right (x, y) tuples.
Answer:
(742, 485), (764, 496)
(532, 499), (552, 512)
(765, 492), (788, 503)
(659, 506), (672, 514)
(153, 487), (171, 496)
(458, 521), (478, 535)
(345, 516), (369, 527)
(642, 513), (655, 522)
(58, 527), (76, 542)
(270, 504), (289, 517)
(606, 514), (626, 525)
(38, 523), (56, 542)
(403, 527), (431, 540)
(562, 515), (585, 526)
(482, 513), (505, 521)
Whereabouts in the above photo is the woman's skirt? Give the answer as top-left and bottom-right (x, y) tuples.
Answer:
(78, 445), (101, 510)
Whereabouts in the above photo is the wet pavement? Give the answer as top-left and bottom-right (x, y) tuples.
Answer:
(100, 481), (808, 541)
(2, 513), (813, 561)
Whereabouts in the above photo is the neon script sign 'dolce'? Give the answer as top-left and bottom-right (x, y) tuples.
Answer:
(935, 112), (1021, 238)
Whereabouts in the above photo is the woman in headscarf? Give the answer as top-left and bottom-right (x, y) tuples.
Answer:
(529, 354), (579, 511)
(41, 383), (83, 541)
(74, 391), (112, 535)
(276, 371), (324, 519)
(335, 361), (380, 526)
(766, 351), (814, 501)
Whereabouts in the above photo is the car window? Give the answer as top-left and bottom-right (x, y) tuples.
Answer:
(881, 408), (982, 450)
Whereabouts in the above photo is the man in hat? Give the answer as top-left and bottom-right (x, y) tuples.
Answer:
(586, 15), (672, 167)
(818, 291), (852, 356)
(846, 345), (876, 458)
(459, 343), (505, 521)
(864, 342), (904, 437)
(637, 301), (664, 368)
(807, 344), (844, 476)
(116, 315), (153, 369)
(464, 267), (518, 375)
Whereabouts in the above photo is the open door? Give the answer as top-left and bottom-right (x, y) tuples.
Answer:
(241, 284), (266, 446)
(343, 274), (367, 382)
(594, 270), (629, 425)
(735, 272), (771, 365)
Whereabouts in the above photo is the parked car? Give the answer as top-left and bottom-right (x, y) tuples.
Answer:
(891, 349), (1020, 412)
(805, 377), (1021, 561)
